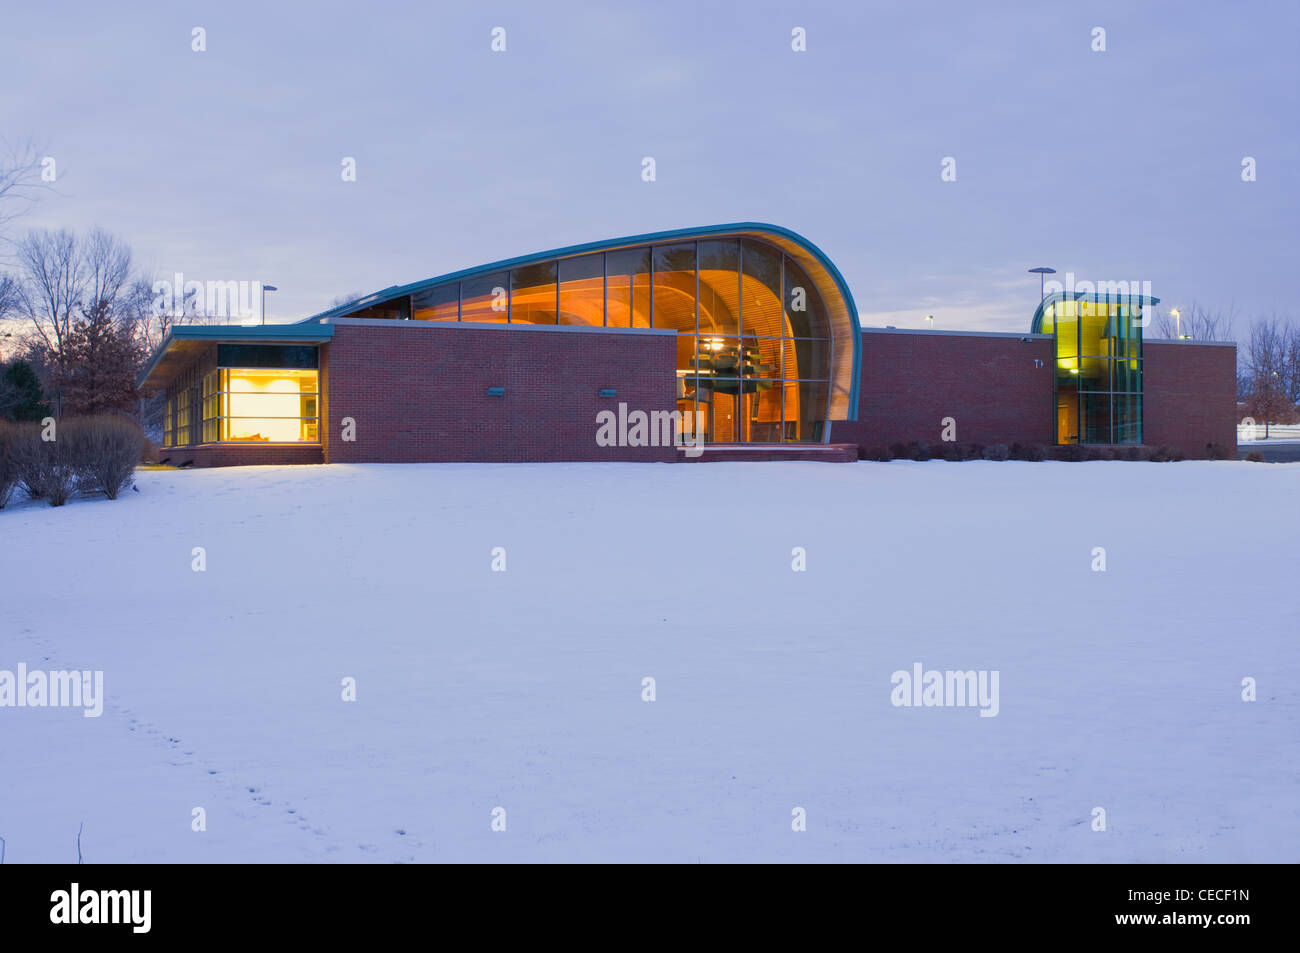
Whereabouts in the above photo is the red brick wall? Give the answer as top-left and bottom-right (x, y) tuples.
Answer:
(323, 322), (678, 462)
(835, 330), (1055, 450)
(1143, 340), (1237, 458)
(158, 444), (324, 467)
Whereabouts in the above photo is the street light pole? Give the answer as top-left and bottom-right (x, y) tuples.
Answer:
(1028, 267), (1056, 302)
(261, 284), (278, 325)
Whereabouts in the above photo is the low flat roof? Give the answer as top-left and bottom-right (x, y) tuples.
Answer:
(138, 323), (333, 392)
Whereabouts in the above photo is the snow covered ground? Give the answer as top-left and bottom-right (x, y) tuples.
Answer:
(1, 460), (1296, 863)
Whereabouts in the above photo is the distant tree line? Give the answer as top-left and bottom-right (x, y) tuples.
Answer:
(1149, 304), (1298, 431)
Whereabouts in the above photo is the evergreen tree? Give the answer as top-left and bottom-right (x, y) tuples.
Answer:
(0, 359), (50, 421)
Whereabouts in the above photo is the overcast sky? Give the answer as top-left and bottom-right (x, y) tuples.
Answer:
(2, 0), (1296, 332)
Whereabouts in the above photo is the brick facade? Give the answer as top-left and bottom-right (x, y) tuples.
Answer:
(150, 322), (1237, 466)
(1142, 340), (1238, 458)
(834, 329), (1055, 451)
(158, 444), (324, 467)
(323, 321), (678, 463)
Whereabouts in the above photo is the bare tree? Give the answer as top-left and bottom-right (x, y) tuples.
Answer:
(0, 139), (47, 243)
(1242, 316), (1295, 436)
(1150, 302), (1237, 342)
(15, 229), (85, 403)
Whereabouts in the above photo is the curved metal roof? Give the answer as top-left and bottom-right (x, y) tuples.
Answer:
(302, 223), (861, 421)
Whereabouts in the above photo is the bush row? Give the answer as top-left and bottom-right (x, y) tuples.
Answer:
(0, 416), (146, 508)
(859, 441), (1228, 463)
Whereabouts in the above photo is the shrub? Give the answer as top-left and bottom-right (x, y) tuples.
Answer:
(982, 443), (1010, 461)
(940, 441), (967, 461)
(1056, 444), (1087, 462)
(1122, 446), (1146, 461)
(888, 442), (908, 460)
(965, 443), (985, 460)
(861, 446), (892, 462)
(1150, 445), (1185, 463)
(1205, 443), (1230, 461)
(1245, 451), (1265, 463)
(63, 415), (146, 499)
(906, 441), (932, 461)
(10, 423), (76, 506)
(0, 420), (16, 508)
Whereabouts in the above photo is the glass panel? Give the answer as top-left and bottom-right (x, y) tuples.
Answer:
(176, 389), (190, 446)
(796, 380), (828, 441)
(461, 271), (510, 324)
(1081, 393), (1112, 444)
(1114, 358), (1142, 393)
(558, 254), (604, 326)
(782, 256), (828, 340)
(744, 338), (781, 383)
(748, 385), (783, 443)
(652, 243), (696, 332)
(1056, 357), (1080, 387)
(1078, 357), (1110, 391)
(605, 248), (651, 328)
(1114, 395), (1142, 444)
(697, 240), (739, 335)
(412, 283), (459, 321)
(217, 344), (318, 369)
(344, 297), (409, 320)
(1055, 300), (1079, 361)
(509, 261), (557, 325)
(782, 381), (801, 441)
(1039, 303), (1056, 334)
(788, 338), (829, 381)
(221, 368), (319, 442)
(1079, 301), (1112, 356)
(741, 239), (783, 339)
(201, 369), (219, 442)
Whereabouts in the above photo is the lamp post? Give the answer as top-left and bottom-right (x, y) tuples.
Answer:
(925, 314), (934, 329)
(261, 284), (278, 325)
(1028, 266), (1056, 301)
(1170, 307), (1182, 339)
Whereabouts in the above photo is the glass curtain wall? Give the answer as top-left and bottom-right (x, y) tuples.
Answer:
(1042, 298), (1143, 444)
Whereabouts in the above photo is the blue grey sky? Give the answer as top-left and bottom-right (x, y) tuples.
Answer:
(3, 0), (1296, 332)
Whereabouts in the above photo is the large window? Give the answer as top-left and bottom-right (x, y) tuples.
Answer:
(176, 388), (191, 447)
(217, 368), (319, 442)
(1043, 298), (1144, 445)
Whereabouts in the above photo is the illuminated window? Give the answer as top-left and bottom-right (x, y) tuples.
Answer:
(219, 368), (319, 442)
(1051, 297), (1144, 445)
(509, 262), (557, 325)
(176, 388), (190, 446)
(412, 283), (459, 321)
(461, 271), (509, 323)
(558, 254), (604, 326)
(201, 370), (219, 442)
(606, 248), (651, 328)
(163, 398), (174, 447)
